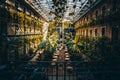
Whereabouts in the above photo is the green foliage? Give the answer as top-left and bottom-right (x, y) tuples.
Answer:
(65, 35), (112, 62)
(37, 40), (56, 61)
(28, 48), (34, 55)
(24, 38), (29, 44)
(38, 40), (55, 53)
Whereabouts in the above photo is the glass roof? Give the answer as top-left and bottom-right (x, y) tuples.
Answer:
(25, 0), (98, 22)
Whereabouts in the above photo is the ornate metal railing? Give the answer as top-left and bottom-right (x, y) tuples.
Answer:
(0, 61), (119, 80)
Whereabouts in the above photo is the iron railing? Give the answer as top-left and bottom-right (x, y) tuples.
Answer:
(0, 61), (119, 80)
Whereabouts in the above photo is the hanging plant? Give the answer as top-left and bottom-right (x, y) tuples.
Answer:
(31, 38), (35, 43)
(9, 6), (15, 16)
(26, 16), (31, 26)
(18, 40), (24, 47)
(46, 43), (54, 53)
(24, 38), (29, 44)
(38, 40), (48, 49)
(18, 12), (24, 26)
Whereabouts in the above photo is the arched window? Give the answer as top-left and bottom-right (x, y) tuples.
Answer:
(90, 30), (92, 36)
(102, 27), (105, 36)
(95, 29), (98, 37)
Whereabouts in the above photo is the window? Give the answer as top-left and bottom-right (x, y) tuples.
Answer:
(90, 30), (92, 36)
(86, 15), (88, 21)
(82, 30), (83, 36)
(95, 10), (98, 19)
(95, 29), (98, 36)
(86, 29), (88, 36)
(102, 5), (106, 17)
(102, 28), (105, 36)
(83, 30), (85, 36)
(113, 0), (118, 12)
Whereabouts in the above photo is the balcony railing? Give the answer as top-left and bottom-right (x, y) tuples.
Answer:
(0, 61), (119, 80)
(75, 9), (120, 30)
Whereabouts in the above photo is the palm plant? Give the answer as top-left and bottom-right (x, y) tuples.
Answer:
(37, 40), (55, 61)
